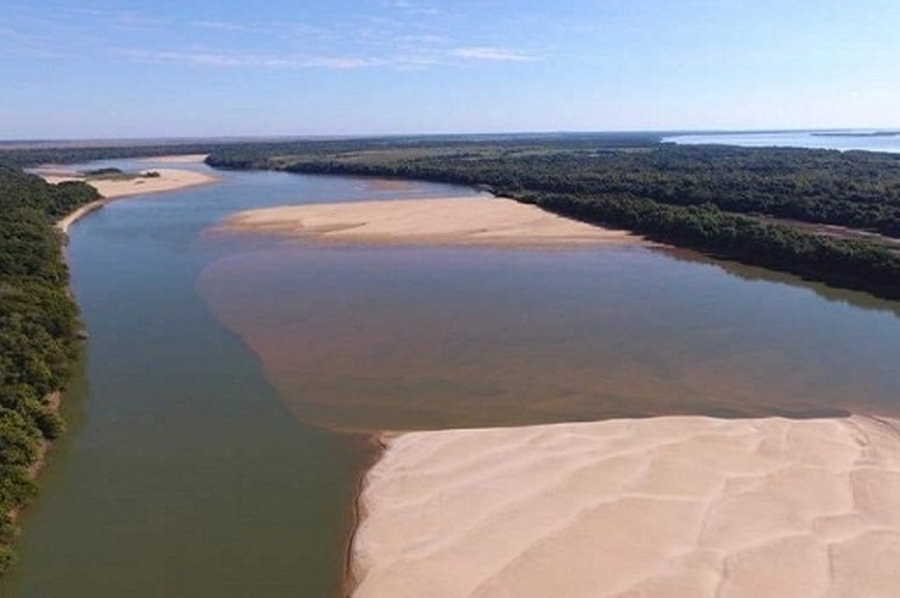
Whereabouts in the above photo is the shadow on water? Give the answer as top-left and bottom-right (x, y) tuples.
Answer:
(657, 246), (900, 318)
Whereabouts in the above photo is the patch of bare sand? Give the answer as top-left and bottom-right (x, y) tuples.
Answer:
(43, 168), (217, 233)
(45, 167), (216, 199)
(351, 416), (900, 598)
(218, 197), (642, 246)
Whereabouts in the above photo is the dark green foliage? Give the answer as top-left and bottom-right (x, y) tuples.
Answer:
(0, 409), (40, 467)
(206, 141), (900, 300)
(0, 165), (95, 571)
(82, 167), (123, 176)
(0, 545), (14, 573)
(524, 193), (900, 298)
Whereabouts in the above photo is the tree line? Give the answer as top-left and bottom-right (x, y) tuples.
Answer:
(206, 142), (900, 300)
(0, 164), (99, 571)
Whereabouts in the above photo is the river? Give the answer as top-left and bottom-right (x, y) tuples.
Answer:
(2, 158), (899, 596)
(664, 129), (900, 153)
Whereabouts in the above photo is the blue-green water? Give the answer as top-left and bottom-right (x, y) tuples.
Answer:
(3, 160), (900, 596)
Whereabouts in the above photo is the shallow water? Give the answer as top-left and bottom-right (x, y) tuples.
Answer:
(196, 239), (900, 431)
(4, 159), (900, 596)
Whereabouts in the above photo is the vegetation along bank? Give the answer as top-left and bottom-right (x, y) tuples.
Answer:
(0, 164), (98, 571)
(207, 137), (900, 300)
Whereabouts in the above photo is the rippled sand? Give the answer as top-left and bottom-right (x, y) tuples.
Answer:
(352, 416), (900, 598)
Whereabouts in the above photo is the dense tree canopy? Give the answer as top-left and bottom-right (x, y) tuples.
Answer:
(0, 165), (98, 571)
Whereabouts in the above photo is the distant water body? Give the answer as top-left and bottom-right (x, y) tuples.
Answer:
(663, 130), (900, 153)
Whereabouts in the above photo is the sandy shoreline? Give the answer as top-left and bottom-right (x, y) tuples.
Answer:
(351, 415), (900, 597)
(218, 197), (642, 247)
(42, 164), (218, 234)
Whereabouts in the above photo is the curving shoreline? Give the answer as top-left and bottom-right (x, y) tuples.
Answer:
(351, 415), (900, 598)
(14, 158), (218, 515)
(343, 434), (389, 598)
(37, 156), (218, 235)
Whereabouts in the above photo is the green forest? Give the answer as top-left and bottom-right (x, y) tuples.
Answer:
(0, 164), (98, 571)
(207, 140), (900, 300)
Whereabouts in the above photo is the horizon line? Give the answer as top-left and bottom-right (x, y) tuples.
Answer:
(3, 127), (900, 148)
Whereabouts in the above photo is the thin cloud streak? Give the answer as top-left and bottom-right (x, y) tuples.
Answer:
(116, 48), (389, 70)
(190, 19), (332, 40)
(449, 46), (541, 62)
(114, 42), (541, 70)
(388, 0), (442, 16)
(8, 3), (540, 69)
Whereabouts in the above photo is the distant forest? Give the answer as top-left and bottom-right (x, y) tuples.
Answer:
(0, 165), (98, 571)
(206, 139), (900, 300)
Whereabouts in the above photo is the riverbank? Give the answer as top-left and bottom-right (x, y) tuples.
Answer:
(217, 197), (644, 247)
(3, 164), (376, 595)
(351, 415), (900, 597)
(14, 158), (217, 515)
(41, 165), (217, 234)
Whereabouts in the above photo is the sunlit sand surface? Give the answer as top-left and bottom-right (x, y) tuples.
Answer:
(217, 197), (642, 246)
(353, 416), (900, 598)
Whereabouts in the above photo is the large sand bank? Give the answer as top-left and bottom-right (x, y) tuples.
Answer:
(42, 167), (217, 233)
(219, 197), (641, 246)
(43, 167), (216, 201)
(352, 416), (900, 597)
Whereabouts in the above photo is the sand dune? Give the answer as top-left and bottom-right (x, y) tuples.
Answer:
(352, 416), (900, 597)
(219, 197), (641, 246)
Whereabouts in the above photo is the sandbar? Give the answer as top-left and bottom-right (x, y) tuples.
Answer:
(42, 167), (217, 234)
(218, 197), (642, 246)
(351, 415), (900, 597)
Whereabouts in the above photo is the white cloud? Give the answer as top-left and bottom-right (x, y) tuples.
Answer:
(114, 42), (542, 71)
(116, 48), (388, 70)
(388, 0), (441, 16)
(448, 46), (540, 62)
(190, 19), (331, 40)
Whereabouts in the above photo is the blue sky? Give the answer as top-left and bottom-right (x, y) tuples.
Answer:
(2, 0), (899, 139)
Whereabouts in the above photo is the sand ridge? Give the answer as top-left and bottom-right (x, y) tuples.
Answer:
(351, 415), (900, 598)
(218, 197), (643, 246)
